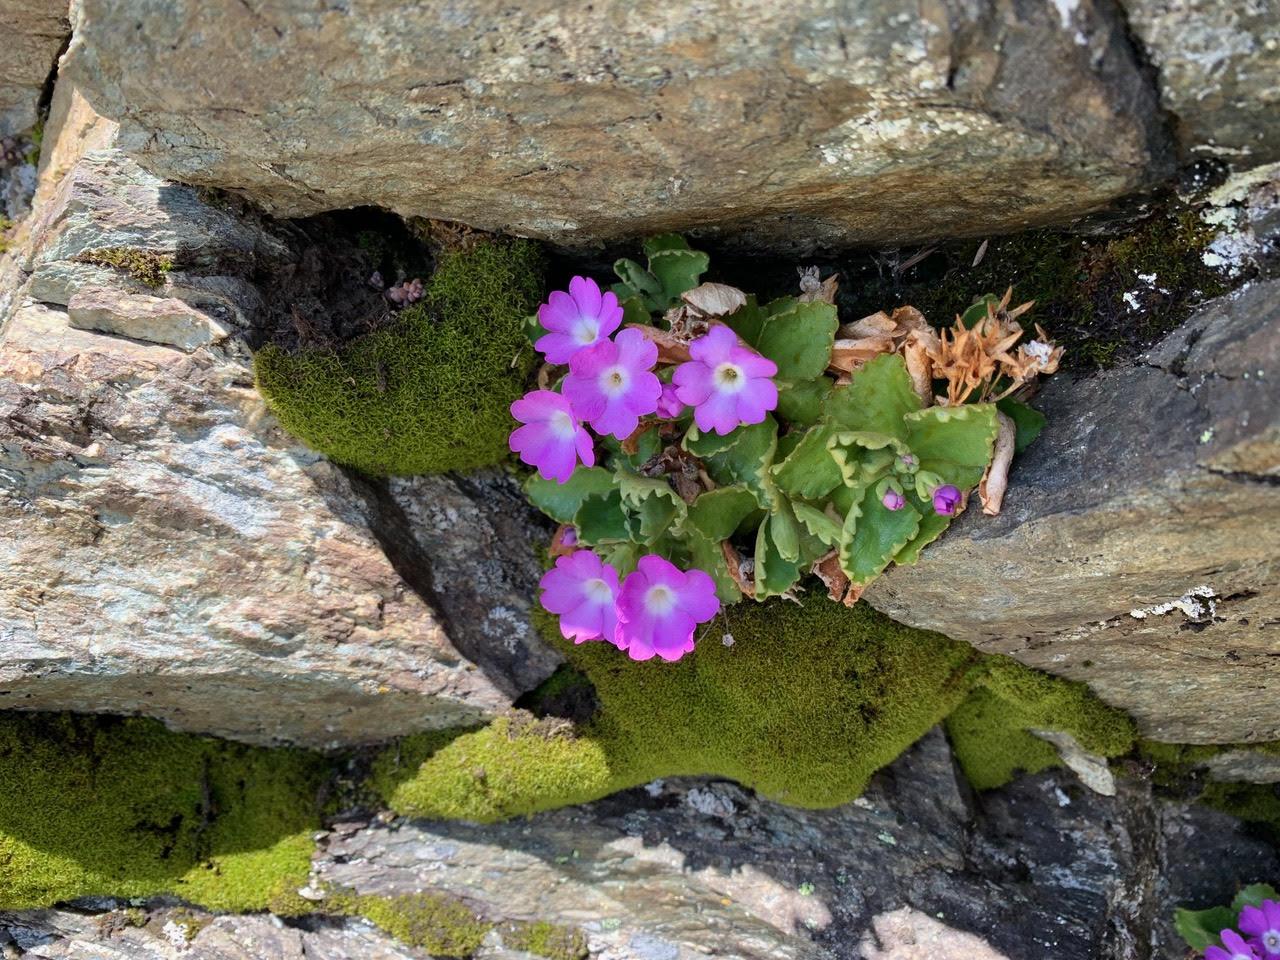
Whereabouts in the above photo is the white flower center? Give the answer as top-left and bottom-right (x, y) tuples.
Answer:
(548, 410), (577, 438)
(1026, 340), (1053, 363)
(1265, 931), (1280, 953)
(644, 584), (676, 616)
(573, 318), (599, 344)
(713, 362), (746, 394)
(598, 365), (630, 397)
(583, 577), (613, 604)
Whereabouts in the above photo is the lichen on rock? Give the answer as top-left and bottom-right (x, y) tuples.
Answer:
(253, 237), (544, 476)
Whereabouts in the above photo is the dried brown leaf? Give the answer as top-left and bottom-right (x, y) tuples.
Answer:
(682, 282), (748, 318)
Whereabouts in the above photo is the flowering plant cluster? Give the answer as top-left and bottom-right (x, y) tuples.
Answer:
(1177, 884), (1280, 959)
(511, 235), (1059, 662)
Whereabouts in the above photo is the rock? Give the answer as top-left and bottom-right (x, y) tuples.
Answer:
(9, 728), (1271, 960)
(0, 0), (68, 138)
(1030, 729), (1117, 797)
(61, 0), (1171, 251)
(866, 281), (1280, 745)
(0, 114), (557, 746)
(1125, 0), (1280, 163)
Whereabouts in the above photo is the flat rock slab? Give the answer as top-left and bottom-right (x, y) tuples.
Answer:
(867, 281), (1280, 744)
(61, 0), (1170, 250)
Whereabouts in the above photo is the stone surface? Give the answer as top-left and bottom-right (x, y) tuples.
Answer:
(8, 729), (1274, 960)
(61, 0), (1171, 251)
(867, 281), (1280, 744)
(67, 285), (231, 350)
(1125, 0), (1280, 163)
(0, 0), (68, 138)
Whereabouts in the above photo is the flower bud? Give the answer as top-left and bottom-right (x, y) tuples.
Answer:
(894, 453), (918, 474)
(882, 488), (906, 511)
(561, 525), (579, 547)
(913, 470), (943, 500)
(932, 484), (962, 516)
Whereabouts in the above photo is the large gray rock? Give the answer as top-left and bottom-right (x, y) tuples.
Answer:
(0, 0), (68, 138)
(1125, 0), (1280, 163)
(6, 730), (1273, 960)
(867, 281), (1280, 744)
(61, 0), (1172, 251)
(0, 119), (557, 745)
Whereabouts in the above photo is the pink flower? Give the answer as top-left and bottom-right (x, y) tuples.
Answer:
(539, 550), (620, 643)
(672, 324), (777, 436)
(1240, 900), (1280, 958)
(656, 383), (686, 419)
(562, 328), (661, 440)
(932, 484), (962, 516)
(535, 276), (623, 364)
(1207, 930), (1261, 960)
(615, 555), (720, 662)
(509, 390), (594, 483)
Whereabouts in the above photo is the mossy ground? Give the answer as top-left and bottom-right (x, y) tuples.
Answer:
(75, 247), (174, 289)
(0, 713), (323, 911)
(373, 597), (1137, 820)
(254, 238), (544, 476)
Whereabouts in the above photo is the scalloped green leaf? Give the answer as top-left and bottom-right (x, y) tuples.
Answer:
(776, 376), (832, 426)
(770, 499), (801, 563)
(723, 295), (767, 348)
(1174, 906), (1235, 951)
(771, 426), (841, 499)
(839, 484), (921, 585)
(616, 472), (687, 543)
(613, 257), (662, 300)
(574, 490), (632, 545)
(686, 486), (759, 541)
(904, 402), (999, 489)
(892, 490), (953, 566)
(754, 516), (804, 599)
(649, 249), (709, 304)
(827, 433), (895, 490)
(619, 295), (652, 327)
(600, 541), (641, 577)
(642, 233), (692, 257)
(755, 300), (838, 381)
(701, 417), (779, 506)
(1232, 883), (1280, 914)
(683, 424), (742, 459)
(791, 501), (841, 548)
(998, 396), (1046, 453)
(524, 467), (615, 524)
(826, 354), (921, 437)
(687, 528), (741, 604)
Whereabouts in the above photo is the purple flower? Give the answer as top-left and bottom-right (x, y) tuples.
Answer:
(615, 555), (720, 662)
(562, 328), (662, 440)
(672, 325), (778, 436)
(656, 383), (686, 419)
(1207, 930), (1262, 960)
(1241, 901), (1280, 958)
(882, 488), (906, 511)
(509, 390), (595, 483)
(561, 526), (579, 547)
(539, 550), (620, 644)
(535, 276), (623, 364)
(932, 484), (963, 516)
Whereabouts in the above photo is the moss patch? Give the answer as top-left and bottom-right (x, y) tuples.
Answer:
(504, 920), (590, 960)
(75, 247), (173, 289)
(0, 712), (323, 911)
(945, 656), (1137, 790)
(328, 889), (492, 958)
(374, 598), (981, 819)
(254, 238), (543, 476)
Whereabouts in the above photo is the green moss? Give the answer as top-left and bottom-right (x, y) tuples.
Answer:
(327, 889), (491, 958)
(254, 238), (543, 476)
(945, 656), (1137, 791)
(1200, 783), (1280, 839)
(0, 712), (323, 911)
(75, 247), (173, 289)
(374, 598), (981, 819)
(504, 920), (590, 960)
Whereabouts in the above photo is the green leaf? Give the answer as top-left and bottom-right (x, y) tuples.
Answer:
(1232, 884), (1280, 914)
(642, 233), (691, 257)
(791, 501), (841, 547)
(683, 424), (742, 459)
(828, 478), (869, 517)
(616, 473), (686, 544)
(755, 300), (838, 381)
(826, 432), (895, 489)
(904, 403), (999, 489)
(776, 376), (832, 426)
(825, 354), (921, 437)
(997, 397), (1046, 453)
(522, 312), (549, 349)
(574, 490), (632, 545)
(613, 258), (662, 301)
(701, 417), (779, 507)
(771, 425), (842, 499)
(619, 295), (652, 327)
(649, 249), (709, 303)
(722, 295), (767, 348)
(524, 467), (615, 524)
(600, 541), (641, 577)
(839, 484), (921, 585)
(754, 516), (804, 599)
(959, 294), (999, 328)
(770, 499), (801, 563)
(1174, 905), (1235, 951)
(686, 486), (759, 541)
(686, 528), (741, 604)
(892, 490), (953, 566)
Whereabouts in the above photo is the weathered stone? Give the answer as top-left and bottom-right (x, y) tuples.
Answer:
(1125, 0), (1280, 163)
(0, 0), (68, 138)
(1030, 729), (1117, 796)
(866, 281), (1280, 744)
(61, 0), (1172, 251)
(67, 285), (231, 350)
(857, 909), (1011, 960)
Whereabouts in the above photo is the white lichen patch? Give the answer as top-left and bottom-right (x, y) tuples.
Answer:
(1130, 585), (1217, 622)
